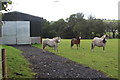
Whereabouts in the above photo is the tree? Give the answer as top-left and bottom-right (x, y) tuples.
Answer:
(0, 0), (12, 11)
(66, 13), (106, 39)
(86, 15), (106, 38)
(67, 13), (86, 38)
(0, 0), (12, 37)
(105, 20), (118, 38)
(85, 15), (96, 38)
(50, 19), (67, 38)
(41, 19), (51, 38)
(41, 12), (117, 39)
(118, 20), (120, 38)
(93, 19), (106, 37)
(0, 0), (12, 26)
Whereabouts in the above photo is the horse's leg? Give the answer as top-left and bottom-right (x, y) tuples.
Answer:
(71, 43), (74, 48)
(43, 45), (45, 49)
(103, 46), (105, 51)
(77, 44), (78, 49)
(54, 45), (58, 53)
(91, 43), (94, 52)
(71, 40), (74, 48)
(56, 45), (59, 52)
(43, 44), (47, 49)
(56, 47), (58, 52)
(79, 43), (80, 48)
(54, 46), (56, 51)
(43, 44), (47, 53)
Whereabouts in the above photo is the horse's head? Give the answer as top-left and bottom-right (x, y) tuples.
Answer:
(101, 35), (108, 43)
(57, 37), (61, 43)
(79, 36), (81, 39)
(53, 37), (61, 43)
(103, 38), (107, 44)
(76, 36), (81, 40)
(101, 34), (109, 39)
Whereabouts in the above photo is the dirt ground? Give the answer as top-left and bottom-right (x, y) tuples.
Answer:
(12, 45), (116, 79)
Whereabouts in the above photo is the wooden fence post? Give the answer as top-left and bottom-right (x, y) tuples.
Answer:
(2, 49), (7, 79)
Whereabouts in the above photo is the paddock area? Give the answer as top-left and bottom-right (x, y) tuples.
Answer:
(12, 45), (108, 78)
(33, 39), (118, 78)
(1, 39), (118, 79)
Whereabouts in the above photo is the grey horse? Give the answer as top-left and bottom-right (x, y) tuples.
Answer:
(91, 35), (107, 52)
(43, 37), (61, 52)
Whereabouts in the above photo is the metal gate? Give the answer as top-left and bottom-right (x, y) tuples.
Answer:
(2, 21), (31, 44)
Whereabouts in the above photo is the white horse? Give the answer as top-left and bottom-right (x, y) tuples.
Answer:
(43, 37), (61, 52)
(91, 35), (107, 52)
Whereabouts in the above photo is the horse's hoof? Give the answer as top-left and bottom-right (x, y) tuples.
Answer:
(43, 50), (46, 53)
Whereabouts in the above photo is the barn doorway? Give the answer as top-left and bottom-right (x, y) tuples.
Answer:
(2, 21), (31, 45)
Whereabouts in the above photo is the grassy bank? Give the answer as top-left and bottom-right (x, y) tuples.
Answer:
(2, 45), (34, 78)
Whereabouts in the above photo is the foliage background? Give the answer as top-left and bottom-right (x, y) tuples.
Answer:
(42, 13), (118, 39)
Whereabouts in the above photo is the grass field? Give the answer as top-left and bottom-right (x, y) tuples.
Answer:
(2, 45), (34, 78)
(33, 39), (118, 78)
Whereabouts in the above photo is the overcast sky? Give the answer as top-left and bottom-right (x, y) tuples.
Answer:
(10, 0), (119, 21)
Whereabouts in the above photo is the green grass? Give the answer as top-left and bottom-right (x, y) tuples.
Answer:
(33, 39), (118, 78)
(2, 45), (34, 78)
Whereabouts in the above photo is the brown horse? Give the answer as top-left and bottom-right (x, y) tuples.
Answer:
(71, 36), (81, 49)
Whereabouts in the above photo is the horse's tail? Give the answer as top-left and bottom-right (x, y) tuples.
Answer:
(71, 40), (74, 48)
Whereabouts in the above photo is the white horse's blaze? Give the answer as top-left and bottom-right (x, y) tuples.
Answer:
(58, 40), (61, 43)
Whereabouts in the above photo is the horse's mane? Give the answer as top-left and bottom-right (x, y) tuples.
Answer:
(100, 35), (106, 39)
(53, 37), (61, 40)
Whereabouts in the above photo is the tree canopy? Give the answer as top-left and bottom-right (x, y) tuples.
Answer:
(41, 12), (118, 39)
(0, 0), (12, 11)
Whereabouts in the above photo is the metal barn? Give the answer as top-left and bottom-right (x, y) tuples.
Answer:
(2, 21), (31, 44)
(2, 11), (43, 45)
